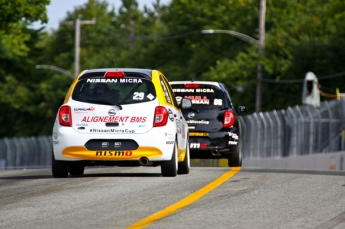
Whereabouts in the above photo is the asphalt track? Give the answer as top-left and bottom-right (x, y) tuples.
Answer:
(0, 166), (344, 229)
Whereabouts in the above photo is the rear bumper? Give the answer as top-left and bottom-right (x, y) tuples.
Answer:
(52, 126), (175, 162)
(188, 130), (239, 158)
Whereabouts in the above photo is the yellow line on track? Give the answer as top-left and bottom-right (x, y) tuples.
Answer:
(126, 167), (241, 229)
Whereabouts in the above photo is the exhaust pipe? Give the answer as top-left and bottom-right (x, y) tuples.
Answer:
(139, 157), (151, 166)
(211, 151), (222, 157)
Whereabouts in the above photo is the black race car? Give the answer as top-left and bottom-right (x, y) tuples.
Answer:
(170, 81), (247, 167)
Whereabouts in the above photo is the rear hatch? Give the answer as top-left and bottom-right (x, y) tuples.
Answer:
(70, 75), (157, 134)
(171, 82), (230, 132)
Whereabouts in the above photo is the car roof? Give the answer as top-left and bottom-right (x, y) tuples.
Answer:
(169, 81), (222, 88)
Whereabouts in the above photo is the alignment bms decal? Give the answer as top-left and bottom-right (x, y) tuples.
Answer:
(81, 116), (147, 123)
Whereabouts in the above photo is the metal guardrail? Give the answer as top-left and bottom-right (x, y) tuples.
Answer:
(0, 99), (344, 169)
(241, 99), (344, 159)
(0, 136), (52, 169)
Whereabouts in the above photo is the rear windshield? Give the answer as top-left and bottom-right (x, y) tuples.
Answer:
(72, 77), (156, 105)
(171, 84), (228, 109)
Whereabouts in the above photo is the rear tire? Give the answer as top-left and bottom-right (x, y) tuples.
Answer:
(52, 151), (69, 178)
(228, 141), (242, 167)
(178, 141), (190, 175)
(161, 141), (178, 177)
(69, 163), (84, 176)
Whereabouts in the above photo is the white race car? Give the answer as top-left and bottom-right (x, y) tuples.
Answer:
(52, 68), (191, 177)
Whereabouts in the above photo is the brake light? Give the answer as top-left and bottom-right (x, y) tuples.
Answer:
(59, 106), (72, 127)
(104, 71), (125, 78)
(153, 106), (168, 127)
(185, 84), (199, 88)
(223, 110), (235, 128)
(200, 143), (207, 148)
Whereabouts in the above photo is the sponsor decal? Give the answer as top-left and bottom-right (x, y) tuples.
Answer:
(81, 116), (146, 123)
(195, 88), (214, 93)
(177, 126), (182, 134)
(74, 106), (95, 112)
(187, 120), (209, 125)
(119, 78), (142, 83)
(146, 93), (154, 100)
(53, 131), (58, 140)
(172, 88), (214, 93)
(108, 109), (116, 116)
(176, 96), (182, 104)
(190, 143), (199, 148)
(184, 96), (209, 104)
(188, 112), (195, 118)
(86, 78), (142, 83)
(173, 88), (195, 93)
(166, 141), (174, 144)
(87, 79), (118, 83)
(190, 143), (207, 148)
(189, 132), (209, 137)
(164, 132), (174, 140)
(229, 132), (239, 140)
(76, 123), (88, 127)
(168, 109), (174, 121)
(90, 129), (135, 133)
(95, 151), (133, 156)
(229, 141), (238, 145)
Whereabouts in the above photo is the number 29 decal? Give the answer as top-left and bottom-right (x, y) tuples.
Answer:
(133, 92), (145, 100)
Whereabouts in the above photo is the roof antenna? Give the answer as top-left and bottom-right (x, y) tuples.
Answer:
(191, 73), (195, 82)
(113, 59), (118, 70)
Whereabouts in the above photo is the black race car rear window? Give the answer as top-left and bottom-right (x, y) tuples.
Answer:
(72, 77), (156, 105)
(171, 83), (227, 109)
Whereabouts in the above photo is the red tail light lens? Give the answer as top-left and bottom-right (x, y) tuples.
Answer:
(223, 110), (235, 128)
(153, 106), (168, 127)
(200, 143), (208, 148)
(185, 84), (199, 88)
(59, 106), (72, 127)
(104, 71), (125, 78)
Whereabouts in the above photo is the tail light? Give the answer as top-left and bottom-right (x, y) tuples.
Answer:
(223, 110), (235, 128)
(59, 106), (72, 127)
(153, 106), (168, 127)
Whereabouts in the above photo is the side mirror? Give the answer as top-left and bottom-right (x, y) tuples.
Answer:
(236, 106), (247, 115)
(181, 98), (192, 109)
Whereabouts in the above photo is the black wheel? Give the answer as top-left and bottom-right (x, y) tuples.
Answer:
(52, 151), (69, 178)
(178, 140), (190, 175)
(69, 163), (84, 176)
(228, 141), (242, 167)
(161, 141), (178, 177)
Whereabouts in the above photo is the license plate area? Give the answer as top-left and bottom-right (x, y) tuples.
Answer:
(85, 139), (138, 150)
